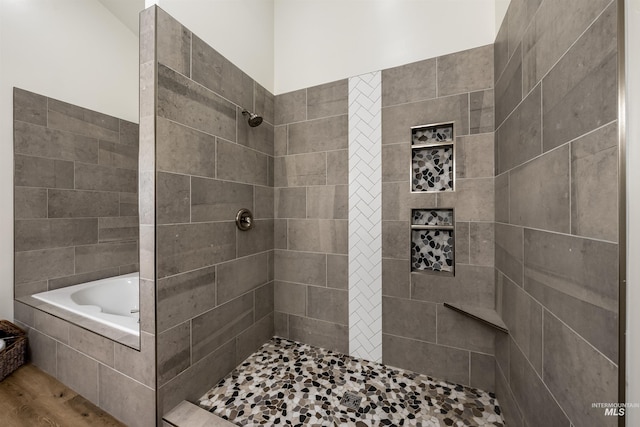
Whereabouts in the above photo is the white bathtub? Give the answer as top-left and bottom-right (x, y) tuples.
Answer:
(32, 273), (140, 336)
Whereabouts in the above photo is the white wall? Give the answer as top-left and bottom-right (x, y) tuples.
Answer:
(274, 0), (497, 94)
(154, 0), (275, 94)
(627, 0), (640, 420)
(0, 0), (139, 321)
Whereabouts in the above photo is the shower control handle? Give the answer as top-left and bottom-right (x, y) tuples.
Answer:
(236, 208), (254, 231)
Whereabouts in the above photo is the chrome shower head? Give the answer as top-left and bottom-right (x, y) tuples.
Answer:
(242, 109), (263, 127)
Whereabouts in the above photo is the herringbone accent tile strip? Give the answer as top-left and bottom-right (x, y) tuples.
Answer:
(348, 71), (382, 362)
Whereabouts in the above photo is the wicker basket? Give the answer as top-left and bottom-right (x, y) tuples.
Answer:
(0, 320), (27, 381)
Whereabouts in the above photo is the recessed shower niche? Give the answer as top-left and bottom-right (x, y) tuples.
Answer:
(411, 122), (455, 192)
(411, 208), (455, 275)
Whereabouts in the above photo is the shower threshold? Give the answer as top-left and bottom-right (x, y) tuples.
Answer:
(198, 337), (504, 426)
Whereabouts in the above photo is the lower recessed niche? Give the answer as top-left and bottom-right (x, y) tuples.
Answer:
(411, 208), (454, 275)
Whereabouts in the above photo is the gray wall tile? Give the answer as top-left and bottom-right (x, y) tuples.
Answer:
(470, 353), (495, 392)
(34, 309), (69, 343)
(457, 134), (494, 179)
(307, 287), (348, 325)
(494, 43), (522, 128)
(383, 334), (470, 386)
(15, 187), (47, 219)
(192, 34), (253, 109)
(158, 322), (191, 386)
(47, 98), (119, 142)
(437, 45), (493, 96)
(288, 219), (347, 254)
(288, 115), (348, 155)
(158, 64), (236, 141)
(275, 187), (306, 218)
(382, 258), (410, 298)
(382, 296), (436, 342)
(192, 293), (253, 362)
(327, 254), (348, 290)
(306, 186), (347, 220)
(437, 304), (495, 354)
(157, 7), (191, 76)
(99, 140), (138, 170)
(502, 276), (542, 374)
(68, 324), (115, 367)
(470, 89), (495, 134)
(48, 268), (120, 291)
(274, 250), (326, 286)
(542, 3), (617, 151)
(275, 152), (326, 187)
(15, 155), (74, 189)
(14, 120), (98, 163)
(157, 266), (216, 333)
(509, 145), (570, 232)
(75, 162), (136, 193)
(275, 89), (306, 125)
(274, 281), (306, 316)
(382, 143), (410, 182)
(236, 313), (274, 364)
(57, 343), (99, 405)
(382, 58), (436, 107)
(509, 339), (570, 427)
(15, 247), (75, 284)
(455, 221), (470, 264)
(382, 221), (409, 259)
(14, 88), (47, 126)
(411, 265), (495, 308)
(157, 172), (190, 224)
(274, 126), (287, 156)
(237, 114), (274, 156)
(254, 186), (274, 219)
(543, 312), (617, 427)
(217, 252), (269, 304)
(494, 172), (509, 223)
(156, 117), (216, 178)
(522, 0), (611, 94)
(382, 94), (469, 145)
(159, 340), (236, 416)
(237, 219), (274, 257)
(437, 178), (494, 222)
(254, 82), (275, 125)
(495, 360), (524, 427)
(326, 150), (348, 185)
(99, 365), (155, 427)
(255, 281), (274, 320)
(469, 222), (494, 266)
(15, 218), (98, 252)
(571, 122), (618, 242)
(524, 229), (618, 362)
(217, 139), (268, 186)
(307, 80), (348, 119)
(191, 177), (253, 222)
(274, 312), (288, 337)
(495, 223), (523, 286)
(75, 242), (138, 274)
(381, 181), (437, 221)
(157, 222), (236, 278)
(99, 217), (139, 243)
(119, 120), (139, 146)
(495, 83), (541, 174)
(27, 328), (57, 376)
(288, 315), (348, 354)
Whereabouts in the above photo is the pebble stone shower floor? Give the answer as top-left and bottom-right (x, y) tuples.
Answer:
(198, 337), (504, 426)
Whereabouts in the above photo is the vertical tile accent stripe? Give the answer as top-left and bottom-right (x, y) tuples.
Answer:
(348, 72), (382, 361)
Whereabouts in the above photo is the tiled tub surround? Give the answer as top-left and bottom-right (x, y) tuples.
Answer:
(199, 337), (504, 426)
(493, 1), (619, 426)
(13, 88), (140, 301)
(381, 44), (496, 390)
(149, 7), (275, 417)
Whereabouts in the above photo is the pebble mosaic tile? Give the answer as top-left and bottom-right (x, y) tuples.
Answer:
(411, 146), (454, 192)
(412, 209), (454, 227)
(411, 229), (454, 273)
(199, 337), (504, 426)
(412, 124), (453, 145)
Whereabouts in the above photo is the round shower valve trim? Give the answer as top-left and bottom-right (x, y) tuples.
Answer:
(236, 208), (254, 231)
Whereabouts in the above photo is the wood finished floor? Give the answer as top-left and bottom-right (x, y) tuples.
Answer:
(0, 364), (124, 427)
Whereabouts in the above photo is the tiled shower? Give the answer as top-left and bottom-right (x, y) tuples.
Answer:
(12, 1), (621, 426)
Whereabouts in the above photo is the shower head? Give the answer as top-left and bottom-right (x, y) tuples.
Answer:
(242, 109), (263, 127)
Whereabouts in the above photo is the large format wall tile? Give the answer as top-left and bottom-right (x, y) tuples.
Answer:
(382, 296), (436, 342)
(437, 45), (493, 97)
(524, 229), (618, 362)
(542, 2), (617, 151)
(509, 145), (570, 232)
(14, 120), (99, 163)
(288, 115), (348, 154)
(494, 43), (522, 128)
(495, 223), (523, 286)
(381, 58), (436, 107)
(288, 315), (348, 354)
(157, 7), (191, 76)
(156, 118), (216, 178)
(307, 80), (348, 119)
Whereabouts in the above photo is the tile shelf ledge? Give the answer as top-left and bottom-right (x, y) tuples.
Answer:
(443, 302), (509, 334)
